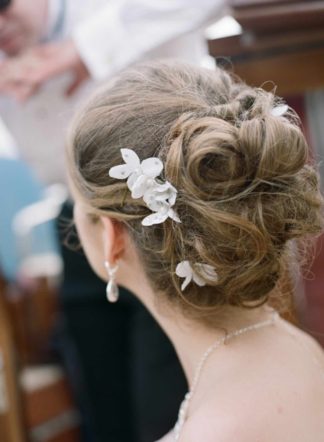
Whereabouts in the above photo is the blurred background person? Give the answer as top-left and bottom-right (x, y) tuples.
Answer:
(0, 1), (226, 441)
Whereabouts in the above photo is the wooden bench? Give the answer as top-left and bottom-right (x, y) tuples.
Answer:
(0, 272), (81, 441)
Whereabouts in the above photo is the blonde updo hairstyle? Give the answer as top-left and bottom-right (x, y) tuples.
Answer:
(67, 61), (323, 323)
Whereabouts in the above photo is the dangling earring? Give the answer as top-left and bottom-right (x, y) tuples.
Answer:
(104, 260), (119, 303)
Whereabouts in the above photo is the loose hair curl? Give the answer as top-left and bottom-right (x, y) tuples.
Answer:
(67, 61), (323, 323)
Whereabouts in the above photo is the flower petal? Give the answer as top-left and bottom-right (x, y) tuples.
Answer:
(197, 263), (218, 280)
(154, 182), (170, 193)
(192, 273), (206, 287)
(127, 171), (140, 190)
(175, 261), (192, 278)
(144, 195), (164, 212)
(154, 192), (170, 202)
(167, 185), (177, 206)
(168, 208), (181, 223)
(109, 164), (133, 179)
(141, 157), (163, 178)
(193, 263), (218, 286)
(121, 148), (140, 167)
(131, 175), (150, 199)
(176, 261), (193, 291)
(271, 104), (288, 117)
(181, 276), (191, 291)
(142, 210), (168, 226)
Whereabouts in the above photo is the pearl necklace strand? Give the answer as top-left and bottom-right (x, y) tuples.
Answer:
(173, 309), (279, 441)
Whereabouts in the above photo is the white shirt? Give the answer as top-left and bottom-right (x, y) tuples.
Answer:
(0, 0), (225, 185)
(72, 0), (226, 79)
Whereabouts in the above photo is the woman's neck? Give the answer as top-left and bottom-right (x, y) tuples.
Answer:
(156, 303), (273, 385)
(120, 258), (274, 386)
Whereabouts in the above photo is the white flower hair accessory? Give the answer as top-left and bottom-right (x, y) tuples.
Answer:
(108, 148), (180, 226)
(270, 104), (288, 117)
(176, 260), (218, 291)
(109, 149), (217, 290)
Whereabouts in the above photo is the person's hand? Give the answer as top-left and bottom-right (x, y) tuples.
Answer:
(0, 38), (90, 101)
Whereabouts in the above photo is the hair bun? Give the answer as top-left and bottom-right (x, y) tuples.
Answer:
(165, 112), (252, 200)
(239, 114), (307, 183)
(69, 60), (324, 320)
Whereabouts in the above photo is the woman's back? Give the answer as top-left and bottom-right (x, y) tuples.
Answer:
(179, 318), (324, 441)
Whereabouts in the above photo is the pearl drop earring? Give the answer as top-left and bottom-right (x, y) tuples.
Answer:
(104, 260), (119, 302)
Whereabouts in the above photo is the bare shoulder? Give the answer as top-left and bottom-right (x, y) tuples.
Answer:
(181, 319), (324, 441)
(180, 411), (262, 442)
(155, 430), (174, 442)
(181, 381), (324, 442)
(283, 319), (324, 365)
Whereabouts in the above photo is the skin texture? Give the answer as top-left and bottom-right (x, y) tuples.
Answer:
(0, 0), (90, 100)
(72, 199), (324, 442)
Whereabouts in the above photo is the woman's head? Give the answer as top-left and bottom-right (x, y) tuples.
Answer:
(67, 60), (323, 323)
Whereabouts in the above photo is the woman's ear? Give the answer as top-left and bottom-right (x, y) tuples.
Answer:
(100, 217), (126, 263)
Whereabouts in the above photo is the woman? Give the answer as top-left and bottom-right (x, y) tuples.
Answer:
(67, 61), (324, 441)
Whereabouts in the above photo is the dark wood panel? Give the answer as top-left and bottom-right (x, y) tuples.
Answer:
(231, 1), (324, 33)
(23, 375), (75, 428)
(23, 371), (81, 442)
(208, 28), (324, 59)
(230, 0), (301, 7)
(228, 46), (324, 95)
(208, 1), (324, 95)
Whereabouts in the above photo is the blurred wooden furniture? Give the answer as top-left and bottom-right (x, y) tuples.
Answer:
(208, 0), (324, 95)
(0, 274), (26, 442)
(22, 366), (81, 442)
(0, 270), (81, 442)
(6, 276), (59, 366)
(229, 0), (324, 33)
